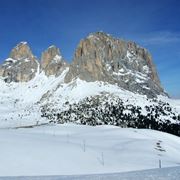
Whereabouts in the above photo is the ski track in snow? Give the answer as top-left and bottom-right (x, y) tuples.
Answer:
(0, 166), (180, 180)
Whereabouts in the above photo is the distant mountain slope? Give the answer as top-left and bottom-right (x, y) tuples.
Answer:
(0, 32), (166, 97)
(0, 42), (39, 82)
(65, 32), (165, 98)
(0, 32), (179, 134)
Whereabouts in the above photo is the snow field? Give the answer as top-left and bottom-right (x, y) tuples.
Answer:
(0, 124), (180, 176)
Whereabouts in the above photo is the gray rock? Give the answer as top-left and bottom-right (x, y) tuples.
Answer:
(65, 32), (166, 97)
(0, 32), (167, 98)
(0, 42), (39, 82)
(40, 45), (67, 76)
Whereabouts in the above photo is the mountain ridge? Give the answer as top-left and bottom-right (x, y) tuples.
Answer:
(0, 32), (166, 98)
(0, 32), (179, 136)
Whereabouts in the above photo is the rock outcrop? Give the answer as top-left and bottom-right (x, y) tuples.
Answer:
(0, 32), (167, 98)
(0, 42), (39, 82)
(41, 45), (67, 76)
(65, 32), (165, 97)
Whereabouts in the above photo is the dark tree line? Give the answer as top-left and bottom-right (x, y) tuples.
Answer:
(41, 95), (180, 136)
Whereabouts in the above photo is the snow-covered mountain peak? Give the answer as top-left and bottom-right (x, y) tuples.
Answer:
(0, 32), (179, 135)
(0, 32), (166, 97)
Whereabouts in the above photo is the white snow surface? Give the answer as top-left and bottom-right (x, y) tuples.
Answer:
(0, 68), (179, 128)
(0, 124), (180, 177)
(0, 166), (180, 179)
(0, 71), (180, 178)
(53, 55), (62, 62)
(0, 68), (69, 128)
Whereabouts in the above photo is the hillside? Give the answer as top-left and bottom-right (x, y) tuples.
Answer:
(0, 124), (180, 176)
(1, 167), (180, 180)
(0, 32), (179, 135)
(0, 69), (179, 135)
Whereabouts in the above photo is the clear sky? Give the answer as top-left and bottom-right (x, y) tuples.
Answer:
(0, 0), (180, 98)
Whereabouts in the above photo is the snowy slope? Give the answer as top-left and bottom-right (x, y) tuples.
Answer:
(0, 69), (68, 128)
(0, 124), (180, 176)
(0, 69), (179, 128)
(1, 166), (180, 180)
(164, 97), (180, 113)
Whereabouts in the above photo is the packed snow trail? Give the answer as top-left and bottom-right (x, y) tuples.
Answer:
(0, 166), (180, 179)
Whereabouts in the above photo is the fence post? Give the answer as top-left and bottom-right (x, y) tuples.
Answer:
(83, 139), (86, 152)
(101, 152), (104, 166)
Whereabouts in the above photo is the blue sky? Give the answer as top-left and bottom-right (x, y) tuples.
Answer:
(0, 0), (180, 98)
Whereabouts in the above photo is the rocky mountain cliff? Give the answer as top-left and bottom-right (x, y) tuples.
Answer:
(65, 32), (165, 98)
(0, 32), (166, 98)
(0, 32), (179, 136)
(0, 42), (39, 82)
(41, 45), (67, 76)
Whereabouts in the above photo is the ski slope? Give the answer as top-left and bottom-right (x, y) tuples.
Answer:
(0, 166), (180, 180)
(0, 124), (180, 177)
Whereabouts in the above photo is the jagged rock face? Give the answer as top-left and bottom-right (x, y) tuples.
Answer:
(0, 42), (39, 82)
(65, 32), (165, 98)
(0, 66), (4, 77)
(0, 32), (167, 98)
(41, 45), (67, 76)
